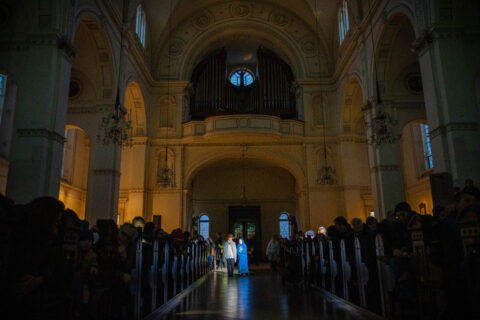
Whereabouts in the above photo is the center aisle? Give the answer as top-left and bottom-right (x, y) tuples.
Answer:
(149, 268), (377, 320)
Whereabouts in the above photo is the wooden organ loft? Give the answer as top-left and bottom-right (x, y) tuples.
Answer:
(189, 47), (296, 120)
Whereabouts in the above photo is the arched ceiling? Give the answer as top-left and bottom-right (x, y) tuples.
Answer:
(143, 0), (337, 41)
(141, 0), (340, 79)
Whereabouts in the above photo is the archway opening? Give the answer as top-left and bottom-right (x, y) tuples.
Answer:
(59, 125), (90, 219)
(401, 120), (434, 214)
(338, 78), (373, 221)
(119, 82), (147, 225)
(189, 158), (298, 257)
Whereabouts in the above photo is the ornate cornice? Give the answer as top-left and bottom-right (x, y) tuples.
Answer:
(412, 30), (433, 55)
(67, 106), (98, 114)
(17, 128), (65, 144)
(370, 165), (401, 173)
(429, 122), (478, 139)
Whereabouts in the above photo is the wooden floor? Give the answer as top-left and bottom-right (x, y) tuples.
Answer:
(148, 267), (379, 320)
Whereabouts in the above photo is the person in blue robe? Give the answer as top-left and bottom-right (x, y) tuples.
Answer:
(237, 238), (249, 275)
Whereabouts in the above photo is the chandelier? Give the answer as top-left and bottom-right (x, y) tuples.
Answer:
(156, 0), (175, 188)
(97, 94), (132, 146)
(97, 0), (132, 146)
(156, 151), (174, 188)
(365, 0), (396, 147)
(314, 1), (336, 186)
(368, 106), (396, 146)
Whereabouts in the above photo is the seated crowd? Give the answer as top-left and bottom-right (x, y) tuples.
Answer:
(0, 196), (212, 320)
(275, 179), (480, 319)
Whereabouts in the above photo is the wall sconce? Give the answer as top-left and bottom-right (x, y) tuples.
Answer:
(419, 203), (426, 215)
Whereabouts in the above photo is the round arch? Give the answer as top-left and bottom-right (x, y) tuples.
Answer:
(339, 77), (366, 134)
(154, 1), (330, 80)
(184, 149), (306, 191)
(372, 12), (418, 98)
(124, 81), (147, 137)
(71, 18), (116, 102)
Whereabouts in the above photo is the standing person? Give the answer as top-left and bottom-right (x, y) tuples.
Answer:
(223, 234), (237, 277)
(266, 235), (280, 271)
(237, 238), (249, 276)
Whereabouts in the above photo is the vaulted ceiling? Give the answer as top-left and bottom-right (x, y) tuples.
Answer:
(139, 0), (341, 77)
(142, 0), (339, 46)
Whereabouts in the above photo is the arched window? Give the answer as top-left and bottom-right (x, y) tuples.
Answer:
(279, 213), (290, 239)
(338, 1), (350, 44)
(136, 5), (146, 47)
(229, 69), (254, 87)
(199, 214), (210, 239)
(420, 124), (433, 170)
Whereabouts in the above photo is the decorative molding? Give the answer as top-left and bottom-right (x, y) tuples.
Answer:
(429, 122), (478, 139)
(67, 106), (98, 114)
(57, 35), (76, 58)
(17, 128), (65, 144)
(370, 165), (401, 173)
(412, 30), (433, 55)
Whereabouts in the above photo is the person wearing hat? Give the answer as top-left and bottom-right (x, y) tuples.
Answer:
(223, 234), (237, 277)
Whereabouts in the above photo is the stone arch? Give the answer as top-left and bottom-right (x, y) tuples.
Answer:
(184, 149), (306, 191)
(59, 124), (91, 219)
(71, 18), (116, 102)
(400, 119), (434, 214)
(373, 13), (419, 99)
(124, 81), (147, 137)
(339, 77), (366, 135)
(154, 0), (330, 80)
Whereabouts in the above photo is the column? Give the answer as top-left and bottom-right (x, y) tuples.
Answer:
(364, 104), (406, 219)
(414, 2), (480, 186)
(5, 35), (75, 203)
(85, 137), (122, 223)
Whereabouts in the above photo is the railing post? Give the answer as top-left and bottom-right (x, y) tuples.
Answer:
(306, 241), (311, 281)
(132, 235), (143, 320)
(190, 245), (194, 283)
(186, 246), (191, 286)
(319, 240), (326, 289)
(375, 234), (389, 318)
(196, 245), (200, 278)
(162, 242), (170, 305)
(180, 253), (185, 291)
(328, 240), (337, 294)
(172, 248), (178, 296)
(150, 240), (159, 312)
(340, 239), (351, 301)
(300, 241), (305, 278)
(354, 237), (368, 309)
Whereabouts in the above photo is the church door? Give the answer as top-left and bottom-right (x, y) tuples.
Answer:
(228, 206), (262, 262)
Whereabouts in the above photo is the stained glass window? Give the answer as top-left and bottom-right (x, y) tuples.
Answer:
(421, 124), (433, 170)
(338, 1), (350, 44)
(136, 5), (146, 47)
(279, 213), (290, 239)
(230, 69), (254, 87)
(199, 214), (210, 239)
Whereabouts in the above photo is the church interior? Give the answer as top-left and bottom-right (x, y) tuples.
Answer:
(1, 0), (479, 319)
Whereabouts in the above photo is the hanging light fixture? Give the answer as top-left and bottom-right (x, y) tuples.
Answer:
(156, 0), (174, 187)
(314, 0), (336, 185)
(241, 146), (248, 206)
(97, 0), (132, 146)
(366, 0), (396, 146)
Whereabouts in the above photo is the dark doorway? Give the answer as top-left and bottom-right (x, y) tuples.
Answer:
(228, 206), (262, 262)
